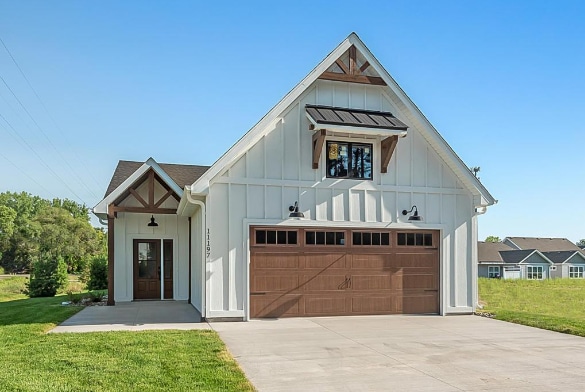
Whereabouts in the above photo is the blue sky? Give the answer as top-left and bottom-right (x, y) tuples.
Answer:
(0, 1), (583, 241)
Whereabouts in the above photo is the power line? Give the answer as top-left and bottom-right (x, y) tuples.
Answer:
(0, 110), (89, 204)
(0, 35), (104, 190)
(0, 73), (101, 201)
(0, 147), (57, 199)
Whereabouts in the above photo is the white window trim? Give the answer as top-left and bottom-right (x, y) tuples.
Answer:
(569, 266), (584, 279)
(488, 266), (500, 278)
(526, 265), (544, 280)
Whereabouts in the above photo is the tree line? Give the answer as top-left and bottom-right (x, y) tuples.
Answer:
(0, 191), (106, 274)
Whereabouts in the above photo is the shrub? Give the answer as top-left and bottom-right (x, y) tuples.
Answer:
(67, 290), (84, 305)
(0, 266), (4, 275)
(25, 257), (68, 297)
(86, 257), (108, 291)
(88, 290), (106, 302)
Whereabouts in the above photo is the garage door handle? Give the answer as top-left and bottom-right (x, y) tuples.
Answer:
(250, 292), (267, 295)
(424, 289), (438, 292)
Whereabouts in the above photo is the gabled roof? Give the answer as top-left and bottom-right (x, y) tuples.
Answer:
(94, 158), (209, 217)
(478, 241), (514, 263)
(188, 33), (496, 207)
(504, 237), (581, 252)
(105, 160), (209, 198)
(478, 242), (553, 265)
(542, 251), (585, 264)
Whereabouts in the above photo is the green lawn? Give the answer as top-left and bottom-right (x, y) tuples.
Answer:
(0, 277), (254, 392)
(479, 277), (585, 337)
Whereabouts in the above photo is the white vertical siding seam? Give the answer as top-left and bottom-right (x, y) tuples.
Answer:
(297, 103), (301, 181)
(227, 183), (234, 311)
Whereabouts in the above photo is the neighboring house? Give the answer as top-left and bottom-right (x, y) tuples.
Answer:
(93, 33), (496, 320)
(479, 237), (585, 279)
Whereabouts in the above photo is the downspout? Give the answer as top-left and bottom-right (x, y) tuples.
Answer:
(188, 217), (191, 304)
(184, 187), (207, 319)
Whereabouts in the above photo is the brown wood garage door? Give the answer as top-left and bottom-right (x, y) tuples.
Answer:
(250, 228), (439, 318)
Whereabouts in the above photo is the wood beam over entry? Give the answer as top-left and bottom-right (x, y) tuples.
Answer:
(318, 45), (387, 86)
(380, 135), (399, 174)
(312, 129), (327, 169)
(112, 168), (179, 215)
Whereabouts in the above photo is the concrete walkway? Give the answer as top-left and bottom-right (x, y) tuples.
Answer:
(212, 315), (585, 391)
(50, 301), (210, 333)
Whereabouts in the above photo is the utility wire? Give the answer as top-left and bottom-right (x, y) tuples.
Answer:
(0, 35), (104, 190)
(0, 145), (57, 199)
(0, 110), (88, 204)
(0, 73), (100, 201)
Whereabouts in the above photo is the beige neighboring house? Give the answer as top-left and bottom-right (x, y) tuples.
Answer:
(478, 237), (585, 280)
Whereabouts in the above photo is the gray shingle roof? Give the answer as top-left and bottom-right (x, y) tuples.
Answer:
(478, 241), (514, 263)
(541, 251), (579, 264)
(499, 250), (536, 264)
(305, 105), (408, 130)
(505, 237), (581, 252)
(105, 160), (210, 198)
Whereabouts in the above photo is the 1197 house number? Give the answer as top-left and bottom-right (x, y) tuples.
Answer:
(206, 228), (211, 258)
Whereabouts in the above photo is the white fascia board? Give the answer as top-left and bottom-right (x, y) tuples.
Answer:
(305, 113), (407, 138)
(518, 250), (554, 265)
(93, 157), (182, 215)
(349, 35), (496, 207)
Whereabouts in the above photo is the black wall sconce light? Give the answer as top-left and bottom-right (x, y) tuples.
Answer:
(402, 206), (422, 221)
(147, 215), (159, 227)
(288, 201), (305, 219)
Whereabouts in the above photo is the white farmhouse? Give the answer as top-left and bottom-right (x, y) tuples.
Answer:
(93, 33), (496, 320)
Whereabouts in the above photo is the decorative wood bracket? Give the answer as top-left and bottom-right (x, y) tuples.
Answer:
(319, 45), (387, 86)
(312, 129), (327, 169)
(380, 136), (399, 174)
(111, 168), (179, 215)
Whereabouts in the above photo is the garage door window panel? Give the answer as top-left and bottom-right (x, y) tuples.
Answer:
(254, 229), (299, 246)
(397, 232), (433, 247)
(353, 231), (390, 246)
(305, 230), (345, 246)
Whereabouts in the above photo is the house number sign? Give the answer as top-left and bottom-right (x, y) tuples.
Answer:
(206, 228), (211, 259)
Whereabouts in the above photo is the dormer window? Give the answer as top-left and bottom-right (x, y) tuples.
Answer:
(326, 141), (372, 180)
(307, 105), (407, 174)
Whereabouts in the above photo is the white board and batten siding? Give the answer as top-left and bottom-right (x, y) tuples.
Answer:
(113, 179), (189, 302)
(204, 79), (478, 319)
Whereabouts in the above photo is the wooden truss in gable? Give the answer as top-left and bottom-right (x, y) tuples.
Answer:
(109, 169), (180, 217)
(318, 45), (387, 86)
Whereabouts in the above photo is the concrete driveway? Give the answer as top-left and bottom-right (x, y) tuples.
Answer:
(211, 315), (585, 391)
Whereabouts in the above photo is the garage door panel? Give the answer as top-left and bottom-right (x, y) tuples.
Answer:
(402, 274), (438, 290)
(302, 274), (348, 291)
(304, 253), (347, 269)
(253, 253), (299, 269)
(252, 276), (299, 292)
(351, 274), (395, 290)
(305, 296), (347, 315)
(402, 294), (438, 314)
(251, 294), (301, 318)
(351, 254), (393, 270)
(351, 296), (395, 313)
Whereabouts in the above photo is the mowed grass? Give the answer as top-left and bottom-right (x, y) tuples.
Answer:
(479, 277), (585, 337)
(0, 277), (254, 392)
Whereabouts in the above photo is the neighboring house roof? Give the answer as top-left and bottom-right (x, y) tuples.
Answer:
(188, 32), (496, 207)
(305, 105), (408, 130)
(542, 251), (585, 264)
(478, 242), (553, 265)
(504, 237), (581, 252)
(478, 241), (514, 263)
(105, 160), (210, 198)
